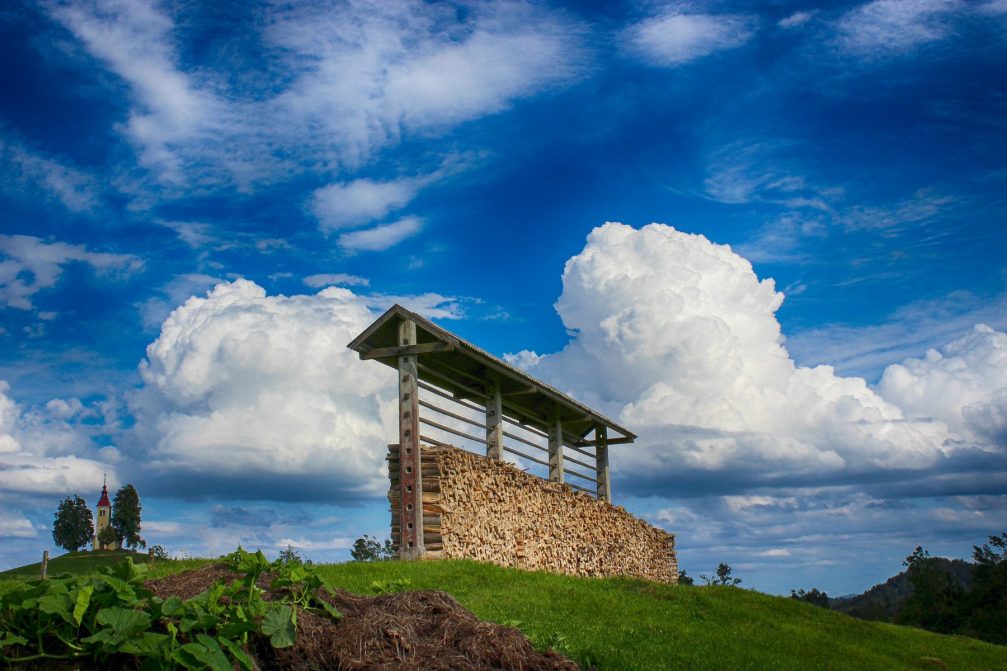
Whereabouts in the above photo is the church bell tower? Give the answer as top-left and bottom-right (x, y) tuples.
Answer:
(94, 477), (113, 551)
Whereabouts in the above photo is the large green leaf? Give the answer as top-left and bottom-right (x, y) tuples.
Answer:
(73, 585), (94, 626)
(261, 604), (296, 648)
(0, 633), (29, 649)
(160, 595), (184, 617)
(95, 606), (152, 638)
(38, 593), (72, 622)
(220, 636), (254, 671)
(119, 631), (169, 656)
(237, 549), (270, 575)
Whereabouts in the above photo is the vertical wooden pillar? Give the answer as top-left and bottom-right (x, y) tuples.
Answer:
(485, 383), (503, 460)
(596, 425), (611, 502)
(397, 319), (424, 560)
(41, 550), (49, 580)
(548, 413), (564, 483)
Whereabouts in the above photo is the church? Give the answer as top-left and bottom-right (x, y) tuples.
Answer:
(93, 481), (114, 551)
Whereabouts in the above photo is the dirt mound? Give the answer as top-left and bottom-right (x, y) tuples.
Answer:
(145, 565), (583, 670)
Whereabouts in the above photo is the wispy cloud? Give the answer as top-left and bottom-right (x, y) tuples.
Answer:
(0, 235), (142, 310)
(624, 10), (756, 67)
(303, 273), (370, 289)
(0, 135), (100, 212)
(834, 0), (964, 58)
(786, 290), (1007, 380)
(48, 0), (584, 192)
(337, 217), (423, 253)
(312, 177), (426, 232)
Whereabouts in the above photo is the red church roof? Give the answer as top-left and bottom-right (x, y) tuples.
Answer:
(97, 483), (111, 508)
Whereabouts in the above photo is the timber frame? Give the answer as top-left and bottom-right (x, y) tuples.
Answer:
(348, 304), (636, 559)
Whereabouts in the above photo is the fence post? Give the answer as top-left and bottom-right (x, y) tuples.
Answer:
(548, 414), (564, 483)
(485, 383), (503, 460)
(148, 547), (155, 563)
(41, 550), (49, 580)
(596, 425), (611, 502)
(398, 318), (424, 560)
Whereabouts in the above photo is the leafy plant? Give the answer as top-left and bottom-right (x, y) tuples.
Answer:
(368, 578), (413, 595)
(0, 547), (341, 669)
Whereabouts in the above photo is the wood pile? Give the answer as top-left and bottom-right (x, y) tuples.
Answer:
(387, 443), (678, 584)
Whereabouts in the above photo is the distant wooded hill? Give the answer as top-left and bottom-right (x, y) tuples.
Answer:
(829, 558), (975, 622)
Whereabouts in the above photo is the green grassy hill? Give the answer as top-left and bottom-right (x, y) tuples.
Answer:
(0, 549), (153, 579)
(2, 557), (1005, 670)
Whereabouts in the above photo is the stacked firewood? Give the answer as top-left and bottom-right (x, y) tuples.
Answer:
(387, 443), (678, 584)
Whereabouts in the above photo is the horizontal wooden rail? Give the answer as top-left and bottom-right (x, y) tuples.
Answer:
(502, 445), (550, 468)
(418, 380), (486, 414)
(419, 399), (488, 430)
(562, 452), (596, 471)
(563, 467), (599, 484)
(501, 429), (548, 453)
(566, 481), (593, 494)
(419, 433), (450, 447)
(418, 417), (487, 446)
(417, 363), (489, 400)
(502, 415), (549, 439)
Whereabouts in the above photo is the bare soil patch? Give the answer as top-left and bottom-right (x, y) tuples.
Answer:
(145, 564), (584, 671)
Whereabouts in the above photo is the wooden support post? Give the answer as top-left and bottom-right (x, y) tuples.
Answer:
(41, 550), (48, 580)
(548, 414), (564, 483)
(397, 319), (424, 560)
(596, 425), (611, 502)
(485, 383), (503, 460)
(148, 548), (155, 563)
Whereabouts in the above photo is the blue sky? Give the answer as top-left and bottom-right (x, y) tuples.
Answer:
(1, 0), (1005, 595)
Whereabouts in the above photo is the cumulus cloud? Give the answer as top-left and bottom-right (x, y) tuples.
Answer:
(879, 325), (1007, 447)
(130, 279), (396, 501)
(625, 11), (756, 66)
(0, 234), (142, 310)
(516, 223), (968, 493)
(0, 381), (112, 496)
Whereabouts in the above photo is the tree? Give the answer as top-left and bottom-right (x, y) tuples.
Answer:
(278, 545), (311, 565)
(962, 531), (1007, 644)
(52, 495), (94, 552)
(791, 588), (830, 608)
(677, 570), (694, 586)
(897, 546), (963, 634)
(150, 544), (170, 560)
(701, 562), (741, 586)
(351, 535), (394, 561)
(97, 525), (117, 549)
(111, 484), (145, 550)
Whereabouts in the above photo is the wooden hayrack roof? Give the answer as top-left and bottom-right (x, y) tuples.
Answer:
(347, 304), (635, 446)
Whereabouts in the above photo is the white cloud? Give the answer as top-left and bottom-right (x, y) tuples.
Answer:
(0, 136), (100, 212)
(787, 291), (1007, 380)
(835, 0), (963, 57)
(518, 223), (959, 488)
(0, 381), (113, 496)
(131, 279), (396, 499)
(0, 234), (142, 310)
(879, 325), (1007, 447)
(779, 11), (816, 29)
(625, 11), (756, 66)
(337, 217), (423, 252)
(0, 511), (37, 539)
(312, 177), (423, 231)
(49, 0), (583, 191)
(139, 273), (223, 330)
(303, 273), (370, 289)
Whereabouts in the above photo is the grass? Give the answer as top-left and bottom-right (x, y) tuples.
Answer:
(0, 549), (156, 579)
(1, 555), (1005, 670)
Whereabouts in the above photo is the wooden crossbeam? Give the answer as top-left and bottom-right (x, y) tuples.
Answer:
(361, 342), (454, 360)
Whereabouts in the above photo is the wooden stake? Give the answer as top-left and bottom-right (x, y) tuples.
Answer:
(41, 550), (48, 580)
